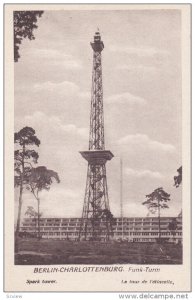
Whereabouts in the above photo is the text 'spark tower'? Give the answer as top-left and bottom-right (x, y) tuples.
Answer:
(79, 31), (114, 241)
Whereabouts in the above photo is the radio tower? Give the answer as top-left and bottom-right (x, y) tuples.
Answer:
(79, 31), (114, 241)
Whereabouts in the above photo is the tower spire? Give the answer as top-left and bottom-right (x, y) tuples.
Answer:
(79, 32), (114, 241)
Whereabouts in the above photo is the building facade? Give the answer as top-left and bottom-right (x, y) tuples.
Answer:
(20, 215), (182, 243)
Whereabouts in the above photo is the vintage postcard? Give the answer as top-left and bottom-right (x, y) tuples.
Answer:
(4, 4), (191, 292)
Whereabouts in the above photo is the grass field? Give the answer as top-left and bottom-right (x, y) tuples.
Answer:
(15, 238), (182, 265)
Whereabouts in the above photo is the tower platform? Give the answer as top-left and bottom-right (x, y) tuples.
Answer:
(80, 150), (114, 165)
(90, 31), (104, 52)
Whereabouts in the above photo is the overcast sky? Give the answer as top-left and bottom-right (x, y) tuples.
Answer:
(14, 9), (182, 220)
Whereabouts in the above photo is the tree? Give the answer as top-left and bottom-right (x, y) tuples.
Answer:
(101, 209), (115, 241)
(168, 218), (177, 242)
(25, 205), (38, 219)
(28, 166), (60, 239)
(14, 127), (40, 250)
(25, 206), (41, 237)
(174, 166), (182, 188)
(142, 187), (171, 242)
(14, 10), (44, 62)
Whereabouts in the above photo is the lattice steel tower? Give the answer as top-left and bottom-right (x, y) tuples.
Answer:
(79, 31), (114, 241)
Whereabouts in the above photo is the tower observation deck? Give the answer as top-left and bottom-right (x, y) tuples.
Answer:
(79, 32), (114, 241)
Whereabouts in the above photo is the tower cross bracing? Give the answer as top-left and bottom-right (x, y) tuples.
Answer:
(79, 31), (114, 241)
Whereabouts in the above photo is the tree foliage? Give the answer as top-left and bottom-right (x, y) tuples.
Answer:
(168, 218), (177, 232)
(142, 187), (171, 214)
(174, 166), (182, 188)
(14, 10), (44, 62)
(101, 209), (116, 240)
(168, 218), (178, 241)
(25, 206), (39, 218)
(25, 206), (42, 237)
(14, 127), (40, 188)
(14, 126), (41, 146)
(29, 166), (60, 196)
(101, 209), (114, 221)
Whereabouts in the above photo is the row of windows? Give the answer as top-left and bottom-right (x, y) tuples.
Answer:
(22, 229), (182, 236)
(46, 232), (78, 236)
(22, 228), (79, 232)
(23, 217), (182, 223)
(42, 232), (110, 237)
(22, 225), (182, 233)
(39, 232), (183, 238)
(113, 232), (182, 236)
(115, 218), (181, 222)
(22, 227), (183, 236)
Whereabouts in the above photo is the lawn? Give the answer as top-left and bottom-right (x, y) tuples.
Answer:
(15, 238), (182, 265)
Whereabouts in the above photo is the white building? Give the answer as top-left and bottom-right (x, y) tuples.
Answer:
(20, 215), (182, 243)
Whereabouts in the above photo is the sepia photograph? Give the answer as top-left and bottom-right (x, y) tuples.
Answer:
(4, 4), (191, 292)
